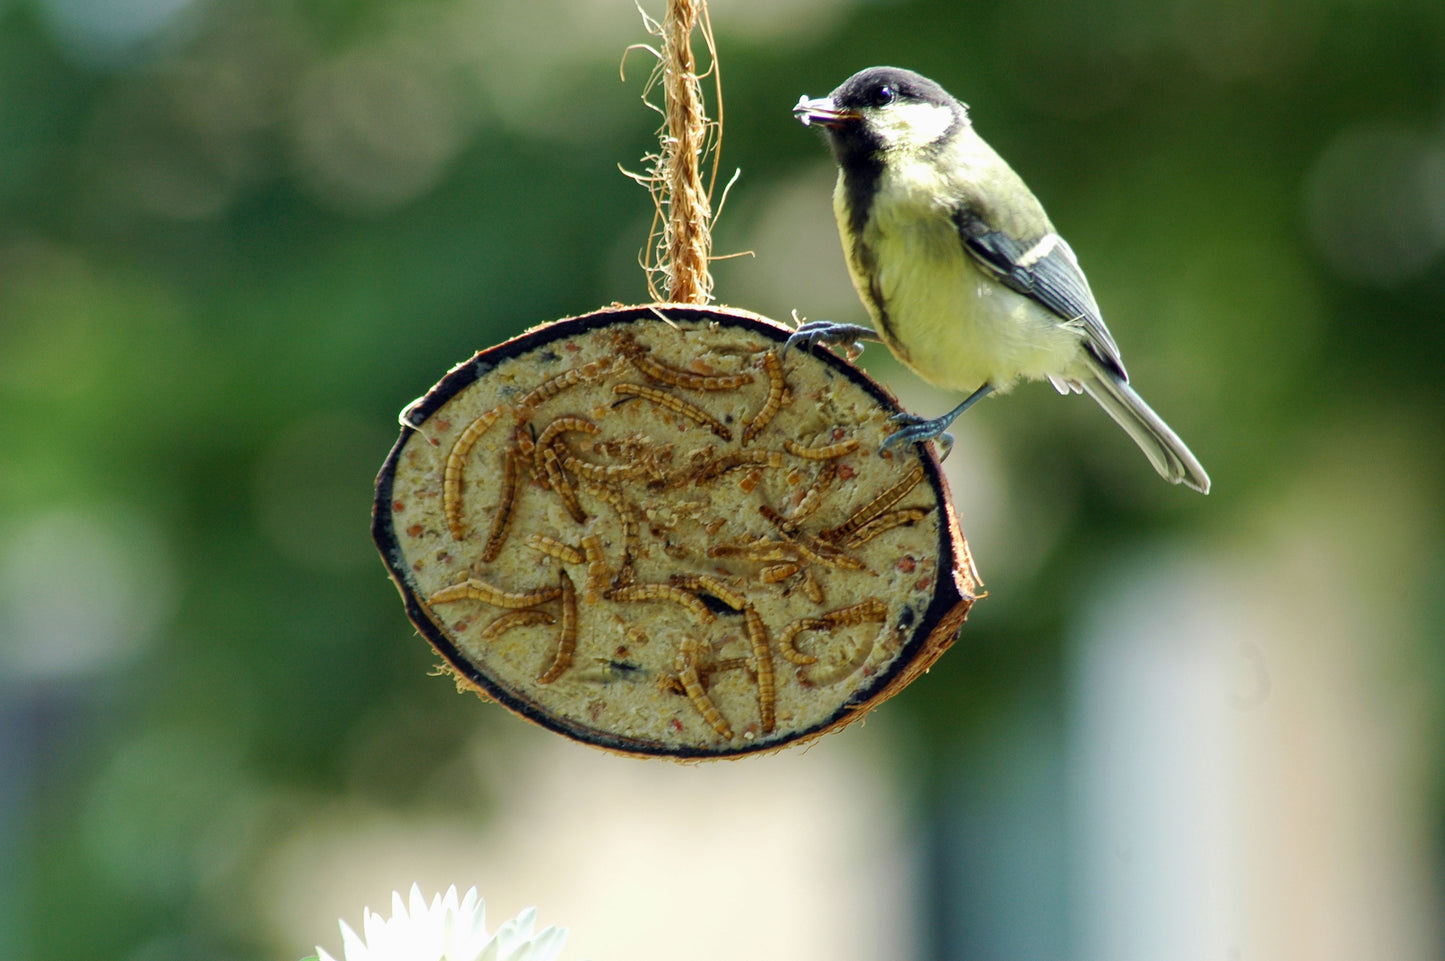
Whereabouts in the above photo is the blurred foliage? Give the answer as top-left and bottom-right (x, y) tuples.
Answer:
(2, 0), (1444, 958)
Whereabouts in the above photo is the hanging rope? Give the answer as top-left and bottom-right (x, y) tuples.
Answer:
(660, 0), (711, 304)
(625, 0), (723, 305)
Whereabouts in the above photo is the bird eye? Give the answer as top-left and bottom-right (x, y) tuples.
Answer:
(875, 85), (896, 106)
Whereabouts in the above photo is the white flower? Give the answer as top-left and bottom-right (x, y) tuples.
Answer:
(317, 884), (571, 961)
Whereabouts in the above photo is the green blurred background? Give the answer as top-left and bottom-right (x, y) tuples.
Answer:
(3, 0), (1444, 959)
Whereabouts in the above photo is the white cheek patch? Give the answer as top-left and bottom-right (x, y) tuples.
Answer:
(873, 100), (957, 151)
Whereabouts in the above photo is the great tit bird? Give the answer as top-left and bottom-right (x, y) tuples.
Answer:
(792, 66), (1210, 494)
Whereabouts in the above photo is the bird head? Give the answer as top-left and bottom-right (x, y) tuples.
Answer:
(794, 66), (967, 165)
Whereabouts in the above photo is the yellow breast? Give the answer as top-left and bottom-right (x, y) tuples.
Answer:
(834, 167), (1085, 394)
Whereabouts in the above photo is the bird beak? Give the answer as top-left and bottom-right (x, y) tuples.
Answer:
(794, 95), (859, 129)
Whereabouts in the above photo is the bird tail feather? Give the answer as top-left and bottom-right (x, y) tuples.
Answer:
(1078, 358), (1211, 494)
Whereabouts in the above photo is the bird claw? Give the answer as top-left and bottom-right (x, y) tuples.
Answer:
(782, 321), (876, 361)
(882, 412), (955, 460)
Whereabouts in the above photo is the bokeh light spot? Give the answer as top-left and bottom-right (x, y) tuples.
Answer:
(1305, 123), (1445, 288)
(0, 506), (175, 681)
(290, 48), (464, 214)
(39, 0), (202, 66)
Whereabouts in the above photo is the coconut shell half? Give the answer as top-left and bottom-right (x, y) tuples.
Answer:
(372, 304), (979, 758)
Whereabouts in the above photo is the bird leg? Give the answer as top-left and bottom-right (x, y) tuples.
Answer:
(881, 384), (995, 460)
(783, 321), (879, 360)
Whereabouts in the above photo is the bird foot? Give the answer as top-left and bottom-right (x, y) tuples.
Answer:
(882, 412), (955, 460)
(782, 321), (877, 361)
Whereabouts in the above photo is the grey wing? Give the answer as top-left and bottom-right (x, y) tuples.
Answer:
(953, 209), (1127, 381)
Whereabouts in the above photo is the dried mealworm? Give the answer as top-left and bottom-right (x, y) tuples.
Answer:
(481, 450), (522, 563)
(821, 463), (925, 544)
(479, 609), (556, 639)
(562, 453), (650, 483)
(676, 637), (733, 740)
(840, 507), (932, 549)
(590, 438), (644, 460)
(623, 336), (755, 391)
(512, 426), (536, 459)
(610, 582), (716, 624)
(669, 573), (748, 611)
(611, 383), (732, 440)
(539, 442), (564, 492)
(533, 416), (599, 480)
(778, 618), (829, 665)
(787, 534), (866, 572)
(694, 449), (784, 483)
(581, 534), (607, 604)
(428, 578), (562, 609)
(708, 538), (797, 563)
(801, 568), (825, 604)
(659, 655), (747, 691)
(805, 629), (877, 686)
(579, 480), (638, 566)
(742, 351), (783, 444)
(757, 504), (793, 532)
(759, 562), (801, 583)
(708, 656), (749, 676)
(579, 477), (631, 522)
(541, 444), (587, 523)
(442, 405), (506, 540)
(524, 533), (585, 565)
(784, 437), (859, 460)
(517, 357), (615, 414)
(744, 605), (776, 733)
(750, 510), (865, 571)
(789, 461), (837, 527)
(777, 605), (885, 671)
(823, 598), (888, 627)
(537, 570), (577, 684)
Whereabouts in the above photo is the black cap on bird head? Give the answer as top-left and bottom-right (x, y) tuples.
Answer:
(831, 66), (959, 113)
(794, 67), (967, 169)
